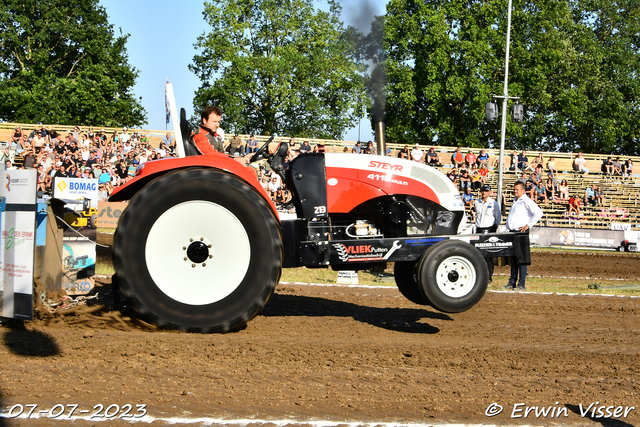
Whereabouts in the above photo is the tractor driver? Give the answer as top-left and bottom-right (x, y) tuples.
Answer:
(194, 105), (254, 165)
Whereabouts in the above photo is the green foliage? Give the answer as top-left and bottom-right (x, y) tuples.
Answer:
(384, 0), (640, 155)
(190, 0), (368, 139)
(0, 0), (147, 127)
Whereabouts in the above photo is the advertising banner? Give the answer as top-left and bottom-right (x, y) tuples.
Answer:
(0, 169), (37, 320)
(530, 226), (623, 249)
(96, 201), (128, 228)
(53, 178), (98, 295)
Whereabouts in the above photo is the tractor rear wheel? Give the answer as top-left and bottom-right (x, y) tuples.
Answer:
(417, 239), (488, 313)
(393, 261), (431, 305)
(113, 168), (282, 332)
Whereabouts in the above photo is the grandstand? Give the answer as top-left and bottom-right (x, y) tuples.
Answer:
(1, 122), (638, 231)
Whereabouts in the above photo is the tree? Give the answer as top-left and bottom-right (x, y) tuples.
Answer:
(0, 0), (146, 127)
(190, 0), (368, 139)
(512, 0), (640, 154)
(384, 0), (640, 154)
(384, 0), (503, 147)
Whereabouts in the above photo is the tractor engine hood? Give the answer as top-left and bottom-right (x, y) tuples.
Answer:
(323, 153), (465, 214)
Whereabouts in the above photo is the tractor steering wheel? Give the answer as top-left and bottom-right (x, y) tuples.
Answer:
(250, 136), (276, 163)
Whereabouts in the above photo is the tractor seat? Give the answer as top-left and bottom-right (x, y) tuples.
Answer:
(180, 108), (202, 156)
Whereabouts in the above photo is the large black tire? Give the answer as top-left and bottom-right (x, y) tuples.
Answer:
(113, 168), (282, 333)
(89, 214), (97, 229)
(394, 261), (432, 305)
(417, 239), (488, 313)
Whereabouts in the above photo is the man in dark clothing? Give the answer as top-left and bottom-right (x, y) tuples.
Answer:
(55, 165), (69, 178)
(397, 145), (409, 159)
(299, 141), (312, 153)
(86, 152), (99, 169)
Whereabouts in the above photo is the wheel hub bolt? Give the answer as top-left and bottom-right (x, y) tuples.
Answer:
(448, 270), (459, 282)
(186, 241), (210, 264)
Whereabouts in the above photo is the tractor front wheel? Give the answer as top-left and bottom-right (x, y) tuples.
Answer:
(417, 239), (488, 313)
(113, 168), (282, 332)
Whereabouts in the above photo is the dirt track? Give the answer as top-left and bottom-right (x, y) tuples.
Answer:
(1, 251), (639, 426)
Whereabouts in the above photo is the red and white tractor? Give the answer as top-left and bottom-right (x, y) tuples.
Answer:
(109, 110), (530, 332)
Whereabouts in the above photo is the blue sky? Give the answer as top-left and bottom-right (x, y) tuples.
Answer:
(100, 0), (387, 142)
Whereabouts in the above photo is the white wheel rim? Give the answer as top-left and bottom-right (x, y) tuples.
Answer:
(145, 201), (250, 305)
(435, 255), (477, 298)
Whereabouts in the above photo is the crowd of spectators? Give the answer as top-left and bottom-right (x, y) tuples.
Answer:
(4, 124), (636, 223)
(3, 125), (177, 201)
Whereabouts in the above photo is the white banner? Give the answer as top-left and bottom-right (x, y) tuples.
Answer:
(53, 177), (98, 208)
(0, 169), (37, 319)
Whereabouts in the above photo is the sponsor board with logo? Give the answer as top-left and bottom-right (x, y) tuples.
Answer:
(54, 178), (98, 295)
(474, 236), (514, 254)
(529, 226), (623, 249)
(97, 201), (128, 228)
(54, 177), (99, 209)
(0, 169), (37, 319)
(61, 239), (96, 295)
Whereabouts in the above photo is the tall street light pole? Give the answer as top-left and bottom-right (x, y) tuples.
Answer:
(496, 0), (513, 211)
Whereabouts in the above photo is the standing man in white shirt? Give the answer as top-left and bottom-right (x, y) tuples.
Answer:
(505, 181), (543, 291)
(474, 184), (501, 282)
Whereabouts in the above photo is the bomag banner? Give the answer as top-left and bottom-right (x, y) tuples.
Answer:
(0, 169), (37, 320)
(53, 178), (98, 295)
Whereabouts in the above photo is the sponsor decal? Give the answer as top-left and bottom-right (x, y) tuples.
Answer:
(366, 173), (408, 186)
(57, 179), (98, 192)
(3, 228), (34, 250)
(314, 205), (327, 215)
(404, 237), (446, 246)
(327, 178), (338, 186)
(333, 243), (390, 262)
(474, 236), (513, 253)
(96, 201), (127, 228)
(368, 160), (403, 171)
(69, 181), (96, 191)
(333, 240), (402, 262)
(6, 175), (29, 192)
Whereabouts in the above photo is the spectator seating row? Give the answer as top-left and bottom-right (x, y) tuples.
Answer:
(2, 122), (638, 230)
